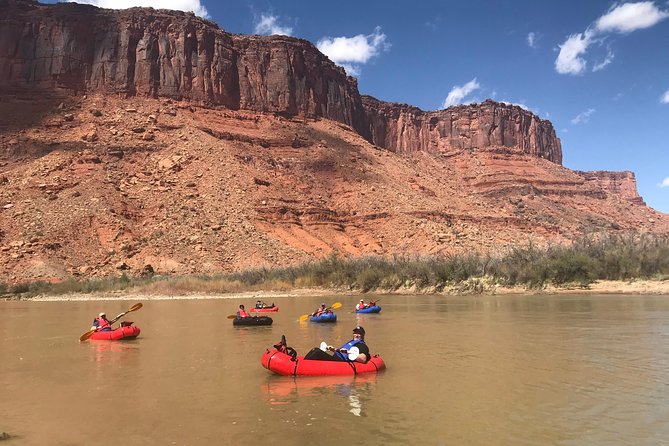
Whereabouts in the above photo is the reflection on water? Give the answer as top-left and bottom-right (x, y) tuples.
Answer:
(3, 294), (669, 445)
(348, 393), (361, 416)
(90, 339), (139, 361)
(262, 374), (376, 417)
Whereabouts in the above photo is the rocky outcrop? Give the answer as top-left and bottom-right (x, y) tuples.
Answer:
(0, 0), (564, 163)
(576, 171), (645, 205)
(361, 97), (562, 163)
(0, 0), (368, 133)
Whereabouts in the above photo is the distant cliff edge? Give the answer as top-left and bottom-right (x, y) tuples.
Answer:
(1, 0), (563, 164)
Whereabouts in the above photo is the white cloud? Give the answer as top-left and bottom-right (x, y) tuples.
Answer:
(571, 108), (595, 124)
(555, 1), (669, 75)
(661, 88), (669, 103)
(441, 78), (481, 108)
(660, 177), (669, 188)
(592, 49), (615, 71)
(555, 31), (593, 75)
(317, 26), (390, 76)
(425, 16), (442, 31)
(595, 1), (669, 33)
(527, 32), (538, 48)
(339, 64), (360, 77)
(62, 0), (208, 18)
(254, 13), (293, 36)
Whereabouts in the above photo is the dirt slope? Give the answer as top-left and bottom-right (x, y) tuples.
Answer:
(0, 93), (666, 283)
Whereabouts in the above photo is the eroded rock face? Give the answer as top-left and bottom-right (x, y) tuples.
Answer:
(361, 97), (562, 164)
(576, 171), (645, 205)
(0, 1), (664, 285)
(0, 0), (563, 163)
(0, 0), (367, 132)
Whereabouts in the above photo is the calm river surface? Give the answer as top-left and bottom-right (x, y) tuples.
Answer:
(2, 294), (669, 445)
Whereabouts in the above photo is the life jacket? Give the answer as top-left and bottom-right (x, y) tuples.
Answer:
(356, 303), (366, 310)
(237, 309), (250, 318)
(334, 339), (365, 361)
(94, 316), (111, 331)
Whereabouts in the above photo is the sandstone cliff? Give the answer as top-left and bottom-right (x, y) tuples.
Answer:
(575, 171), (645, 205)
(0, 0), (666, 284)
(0, 0), (368, 134)
(0, 0), (564, 163)
(361, 97), (562, 163)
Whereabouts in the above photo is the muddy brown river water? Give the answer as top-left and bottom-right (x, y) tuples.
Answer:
(2, 294), (669, 445)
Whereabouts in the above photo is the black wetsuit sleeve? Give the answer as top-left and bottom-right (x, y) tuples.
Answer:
(357, 343), (370, 362)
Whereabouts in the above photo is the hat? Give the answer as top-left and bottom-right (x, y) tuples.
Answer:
(353, 326), (365, 335)
(99, 312), (106, 317)
(321, 303), (326, 306)
(360, 299), (364, 302)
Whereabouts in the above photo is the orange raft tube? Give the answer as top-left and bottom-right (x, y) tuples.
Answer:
(90, 323), (140, 341)
(261, 348), (386, 376)
(250, 305), (279, 313)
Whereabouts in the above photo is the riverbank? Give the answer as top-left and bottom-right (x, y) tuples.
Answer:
(15, 279), (669, 301)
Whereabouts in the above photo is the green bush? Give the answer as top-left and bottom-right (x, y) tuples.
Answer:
(3, 233), (668, 297)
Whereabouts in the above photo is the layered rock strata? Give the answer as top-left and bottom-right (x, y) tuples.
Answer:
(361, 97), (562, 163)
(1, 0), (561, 163)
(0, 0), (367, 134)
(576, 171), (645, 205)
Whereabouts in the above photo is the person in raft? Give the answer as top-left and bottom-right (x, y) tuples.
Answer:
(236, 304), (250, 318)
(312, 303), (330, 317)
(304, 326), (370, 363)
(356, 299), (368, 310)
(91, 312), (114, 331)
(255, 300), (264, 309)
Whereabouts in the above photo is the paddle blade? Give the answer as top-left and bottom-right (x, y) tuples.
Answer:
(111, 302), (144, 323)
(128, 302), (143, 312)
(299, 314), (310, 322)
(79, 329), (96, 342)
(348, 346), (360, 361)
(227, 314), (237, 319)
(331, 302), (342, 309)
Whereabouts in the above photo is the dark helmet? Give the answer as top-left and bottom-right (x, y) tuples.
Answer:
(353, 326), (365, 335)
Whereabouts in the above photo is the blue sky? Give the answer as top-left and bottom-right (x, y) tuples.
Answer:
(43, 0), (669, 213)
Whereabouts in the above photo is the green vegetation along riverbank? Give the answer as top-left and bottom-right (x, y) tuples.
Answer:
(2, 234), (668, 299)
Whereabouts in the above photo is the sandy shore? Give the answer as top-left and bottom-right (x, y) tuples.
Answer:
(24, 288), (338, 302)
(494, 279), (669, 295)
(15, 279), (668, 302)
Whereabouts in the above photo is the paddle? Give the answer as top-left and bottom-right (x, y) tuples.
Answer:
(298, 302), (342, 322)
(79, 302), (143, 342)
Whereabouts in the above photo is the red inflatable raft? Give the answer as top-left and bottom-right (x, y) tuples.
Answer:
(261, 348), (386, 376)
(250, 305), (279, 313)
(90, 323), (140, 341)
